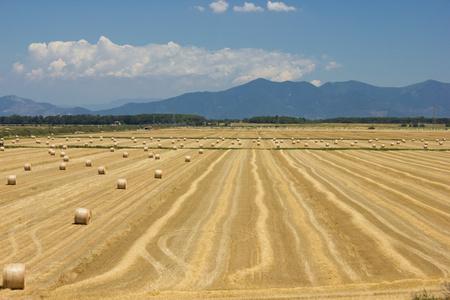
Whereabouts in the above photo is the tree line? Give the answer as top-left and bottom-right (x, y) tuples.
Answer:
(0, 114), (207, 126)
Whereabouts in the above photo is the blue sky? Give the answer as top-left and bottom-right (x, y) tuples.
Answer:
(0, 0), (449, 106)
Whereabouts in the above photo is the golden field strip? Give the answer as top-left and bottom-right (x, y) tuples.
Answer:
(0, 127), (449, 299)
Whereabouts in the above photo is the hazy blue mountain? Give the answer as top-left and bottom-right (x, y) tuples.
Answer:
(78, 98), (161, 111)
(0, 95), (92, 116)
(2, 79), (449, 118)
(95, 79), (450, 119)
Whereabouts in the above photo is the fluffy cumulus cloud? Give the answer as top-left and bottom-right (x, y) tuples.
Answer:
(194, 6), (205, 12)
(234, 2), (264, 12)
(325, 61), (342, 71)
(267, 1), (297, 12)
(210, 0), (229, 14)
(310, 80), (321, 87)
(13, 36), (316, 85)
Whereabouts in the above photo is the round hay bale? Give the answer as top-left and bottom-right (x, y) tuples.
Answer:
(325, 143), (330, 147)
(24, 164), (32, 171)
(110, 147), (115, 152)
(117, 179), (127, 189)
(177, 138), (180, 142)
(60, 152), (65, 157)
(148, 152), (154, 158)
(98, 166), (107, 175)
(238, 141), (242, 145)
(173, 146), (178, 150)
(45, 141), (49, 145)
(50, 150), (55, 156)
(154, 154), (160, 160)
(3, 263), (25, 289)
(59, 163), (67, 170)
(369, 139), (373, 143)
(155, 169), (163, 179)
(66, 137), (69, 141)
(157, 138), (160, 142)
(144, 147), (148, 151)
(77, 138), (80, 142)
(199, 149), (204, 154)
(62, 145), (67, 149)
(232, 141), (235, 145)
(184, 138), (187, 141)
(334, 140), (338, 144)
(85, 160), (92, 167)
(423, 144), (428, 149)
(276, 144), (280, 148)
(390, 142), (394, 146)
(381, 144), (385, 148)
(350, 143), (355, 146)
(158, 143), (162, 148)
(74, 208), (91, 225)
(257, 142), (261, 146)
(0, 146), (4, 151)
(143, 141), (146, 145)
(84, 142), (88, 147)
(372, 144), (376, 148)
(133, 139), (138, 143)
(63, 155), (69, 162)
(7, 175), (17, 185)
(421, 139), (424, 142)
(354, 140), (358, 144)
(89, 139), (93, 144)
(150, 137), (153, 140)
(123, 152), (129, 158)
(439, 141), (444, 145)
(199, 144), (203, 148)
(304, 143), (308, 147)
(253, 140), (256, 143)
(196, 139), (199, 142)
(172, 140), (175, 144)
(36, 140), (41, 144)
(185, 156), (191, 162)
(210, 143), (215, 147)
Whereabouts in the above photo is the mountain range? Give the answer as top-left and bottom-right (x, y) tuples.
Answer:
(1, 79), (449, 119)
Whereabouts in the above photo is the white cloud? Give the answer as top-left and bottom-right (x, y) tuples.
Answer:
(234, 2), (264, 12)
(13, 36), (317, 88)
(194, 6), (205, 12)
(267, 1), (296, 12)
(210, 0), (229, 13)
(310, 80), (321, 87)
(325, 61), (342, 71)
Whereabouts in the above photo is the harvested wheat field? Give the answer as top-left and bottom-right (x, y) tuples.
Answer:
(1, 127), (449, 299)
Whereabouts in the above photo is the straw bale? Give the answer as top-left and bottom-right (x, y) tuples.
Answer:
(7, 175), (17, 185)
(74, 208), (91, 225)
(185, 156), (191, 162)
(59, 163), (67, 170)
(155, 154), (160, 160)
(117, 179), (127, 189)
(98, 166), (107, 175)
(155, 170), (163, 179)
(3, 264), (25, 289)
(85, 160), (92, 167)
(24, 164), (32, 171)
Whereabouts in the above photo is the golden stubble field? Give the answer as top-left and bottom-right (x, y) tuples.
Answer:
(1, 127), (449, 299)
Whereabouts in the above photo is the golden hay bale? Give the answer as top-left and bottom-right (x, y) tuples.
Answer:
(199, 144), (203, 148)
(196, 139), (199, 142)
(123, 152), (129, 158)
(177, 138), (180, 142)
(238, 141), (242, 145)
(59, 163), (67, 170)
(7, 175), (17, 185)
(157, 138), (160, 142)
(0, 146), (4, 151)
(150, 137), (153, 140)
(276, 144), (280, 148)
(334, 140), (338, 144)
(304, 143), (308, 147)
(77, 138), (80, 141)
(199, 149), (204, 154)
(172, 140), (175, 144)
(184, 138), (187, 141)
(155, 170), (163, 179)
(144, 146), (148, 151)
(354, 140), (358, 144)
(24, 164), (32, 171)
(257, 142), (261, 146)
(211, 143), (215, 147)
(253, 140), (256, 143)
(45, 141), (49, 145)
(85, 160), (92, 167)
(50, 150), (56, 156)
(62, 145), (67, 149)
(180, 143), (184, 148)
(369, 139), (373, 143)
(423, 144), (428, 149)
(390, 142), (394, 146)
(185, 156), (191, 162)
(36, 140), (41, 144)
(231, 141), (235, 145)
(117, 179), (127, 189)
(439, 141), (444, 145)
(173, 146), (178, 150)
(60, 152), (65, 157)
(372, 144), (376, 148)
(63, 155), (69, 162)
(131, 136), (135, 140)
(143, 141), (146, 145)
(350, 143), (355, 146)
(98, 166), (107, 174)
(397, 141), (400, 144)
(158, 143), (162, 148)
(154, 154), (160, 160)
(74, 208), (91, 225)
(66, 137), (69, 141)
(381, 144), (385, 148)
(325, 143), (330, 147)
(3, 263), (25, 289)
(148, 152), (154, 158)
(89, 139), (93, 144)
(110, 147), (115, 152)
